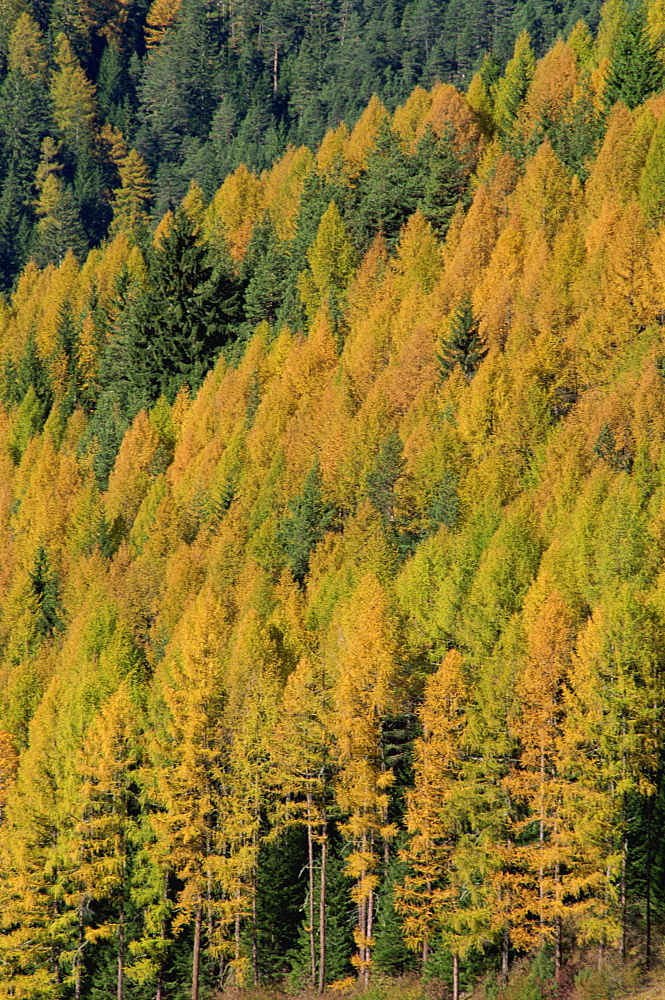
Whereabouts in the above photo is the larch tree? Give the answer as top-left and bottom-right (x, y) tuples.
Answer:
(271, 653), (335, 991)
(557, 585), (663, 961)
(331, 573), (401, 988)
(492, 31), (536, 141)
(507, 589), (575, 977)
(397, 649), (477, 1000)
(50, 34), (98, 159)
(70, 684), (142, 1000)
(299, 200), (357, 322)
(7, 13), (48, 83)
(148, 588), (230, 1000)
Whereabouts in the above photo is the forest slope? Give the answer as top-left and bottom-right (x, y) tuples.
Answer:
(0, 0), (605, 292)
(1, 4), (665, 1000)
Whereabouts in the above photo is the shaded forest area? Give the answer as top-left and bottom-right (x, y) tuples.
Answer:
(3, 1), (665, 1000)
(0, 0), (605, 291)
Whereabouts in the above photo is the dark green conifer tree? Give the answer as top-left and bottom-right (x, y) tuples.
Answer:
(74, 138), (110, 246)
(29, 546), (65, 639)
(277, 458), (335, 586)
(417, 126), (469, 237)
(0, 169), (30, 291)
(438, 294), (486, 380)
(366, 430), (406, 529)
(243, 215), (291, 328)
(102, 207), (244, 407)
(604, 2), (664, 110)
(354, 122), (423, 250)
(373, 858), (415, 976)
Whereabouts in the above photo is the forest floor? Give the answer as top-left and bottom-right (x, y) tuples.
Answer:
(215, 951), (665, 1000)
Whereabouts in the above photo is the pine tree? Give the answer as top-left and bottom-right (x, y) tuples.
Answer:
(103, 208), (243, 407)
(277, 459), (335, 586)
(417, 126), (469, 238)
(438, 295), (486, 381)
(28, 546), (64, 640)
(604, 2), (664, 111)
(365, 431), (407, 531)
(353, 122), (423, 250)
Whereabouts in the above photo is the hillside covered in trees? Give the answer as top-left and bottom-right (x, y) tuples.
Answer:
(0, 0), (607, 293)
(3, 2), (665, 999)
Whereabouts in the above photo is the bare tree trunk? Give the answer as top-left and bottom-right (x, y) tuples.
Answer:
(118, 899), (124, 1000)
(156, 873), (168, 1000)
(554, 861), (562, 982)
(501, 925), (509, 983)
(539, 749), (545, 935)
(307, 792), (316, 988)
(75, 897), (84, 1000)
(620, 801), (627, 962)
(252, 867), (258, 986)
(318, 820), (327, 994)
(646, 794), (653, 970)
(365, 879), (374, 990)
(358, 889), (366, 984)
(273, 44), (278, 94)
(235, 887), (241, 966)
(453, 952), (459, 1000)
(192, 897), (202, 1000)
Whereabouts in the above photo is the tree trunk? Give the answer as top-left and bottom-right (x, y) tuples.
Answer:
(252, 868), (259, 986)
(117, 899), (124, 1000)
(539, 749), (545, 935)
(235, 884), (242, 976)
(318, 820), (327, 994)
(192, 896), (202, 1000)
(75, 897), (84, 1000)
(307, 792), (316, 988)
(620, 803), (627, 962)
(501, 925), (509, 983)
(554, 861), (562, 982)
(156, 873), (168, 1000)
(453, 952), (459, 1000)
(646, 794), (653, 970)
(365, 879), (374, 990)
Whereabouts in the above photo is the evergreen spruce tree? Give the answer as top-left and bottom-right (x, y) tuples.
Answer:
(29, 546), (64, 640)
(438, 295), (486, 380)
(103, 208), (244, 407)
(277, 459), (335, 586)
(354, 122), (423, 250)
(417, 126), (469, 237)
(366, 431), (407, 530)
(604, 2), (664, 110)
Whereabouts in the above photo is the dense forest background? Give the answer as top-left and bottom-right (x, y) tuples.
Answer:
(3, 0), (665, 999)
(0, 0), (606, 291)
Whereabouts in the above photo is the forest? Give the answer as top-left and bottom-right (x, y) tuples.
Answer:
(2, 0), (665, 998)
(0, 0), (607, 291)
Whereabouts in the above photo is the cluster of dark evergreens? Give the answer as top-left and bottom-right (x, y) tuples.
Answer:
(0, 0), (610, 293)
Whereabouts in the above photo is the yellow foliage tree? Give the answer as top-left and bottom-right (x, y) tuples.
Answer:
(331, 573), (400, 987)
